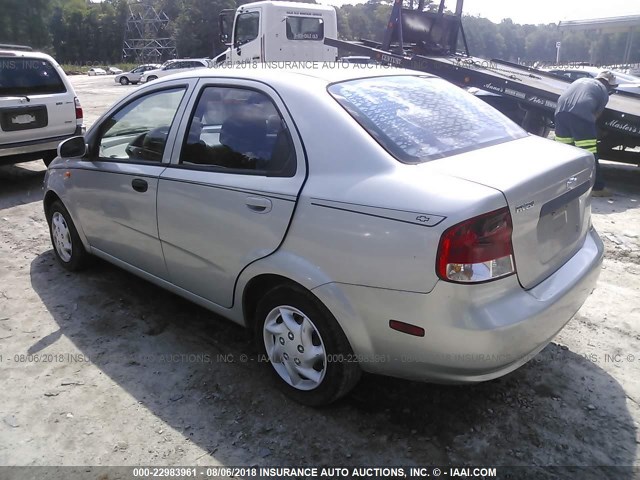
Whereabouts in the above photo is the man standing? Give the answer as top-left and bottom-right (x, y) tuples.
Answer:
(554, 70), (618, 196)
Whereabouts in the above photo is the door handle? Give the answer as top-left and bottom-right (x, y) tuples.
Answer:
(245, 196), (272, 213)
(131, 178), (148, 193)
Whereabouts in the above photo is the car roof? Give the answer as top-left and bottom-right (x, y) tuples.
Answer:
(159, 64), (429, 85)
(0, 49), (58, 62)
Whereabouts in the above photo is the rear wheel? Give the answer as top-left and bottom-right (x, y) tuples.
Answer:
(47, 200), (90, 271)
(120, 77), (130, 85)
(255, 284), (361, 406)
(522, 110), (551, 138)
(146, 75), (157, 82)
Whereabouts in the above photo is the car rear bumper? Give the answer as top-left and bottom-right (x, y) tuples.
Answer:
(313, 227), (604, 383)
(0, 126), (84, 162)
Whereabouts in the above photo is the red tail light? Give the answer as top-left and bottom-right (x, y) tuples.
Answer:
(437, 207), (515, 283)
(74, 96), (83, 122)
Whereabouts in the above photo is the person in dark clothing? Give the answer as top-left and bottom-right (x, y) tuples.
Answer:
(554, 70), (618, 196)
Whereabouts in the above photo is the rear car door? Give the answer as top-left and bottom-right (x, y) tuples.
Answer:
(0, 55), (75, 145)
(157, 80), (305, 307)
(68, 80), (195, 279)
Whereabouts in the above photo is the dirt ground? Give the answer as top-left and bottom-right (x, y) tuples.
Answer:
(1, 75), (639, 477)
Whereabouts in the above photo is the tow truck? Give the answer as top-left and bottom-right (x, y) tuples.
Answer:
(217, 0), (640, 165)
(323, 0), (640, 165)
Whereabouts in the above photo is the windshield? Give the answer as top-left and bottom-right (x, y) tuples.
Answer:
(0, 57), (66, 96)
(328, 75), (526, 163)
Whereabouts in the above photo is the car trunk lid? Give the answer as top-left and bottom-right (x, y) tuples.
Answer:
(425, 135), (594, 289)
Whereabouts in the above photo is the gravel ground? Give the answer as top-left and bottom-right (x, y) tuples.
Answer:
(0, 76), (639, 478)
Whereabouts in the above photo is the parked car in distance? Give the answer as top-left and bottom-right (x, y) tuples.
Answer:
(108, 66), (123, 75)
(139, 59), (211, 83)
(547, 66), (640, 95)
(0, 46), (84, 166)
(114, 64), (160, 85)
(44, 66), (603, 406)
(87, 67), (107, 76)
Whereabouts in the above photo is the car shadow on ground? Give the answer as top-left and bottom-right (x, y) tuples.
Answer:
(29, 252), (637, 474)
(0, 161), (46, 210)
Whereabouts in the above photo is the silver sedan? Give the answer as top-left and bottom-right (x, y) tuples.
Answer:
(44, 66), (603, 406)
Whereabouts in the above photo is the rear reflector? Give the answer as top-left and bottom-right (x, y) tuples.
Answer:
(437, 207), (515, 283)
(389, 320), (425, 337)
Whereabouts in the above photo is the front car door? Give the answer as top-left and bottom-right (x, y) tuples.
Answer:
(157, 80), (306, 307)
(67, 79), (195, 279)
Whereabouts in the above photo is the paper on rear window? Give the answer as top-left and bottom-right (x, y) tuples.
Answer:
(328, 76), (526, 163)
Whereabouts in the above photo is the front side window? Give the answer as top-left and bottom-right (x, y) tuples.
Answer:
(285, 17), (324, 41)
(180, 86), (295, 176)
(328, 76), (526, 163)
(234, 11), (260, 46)
(0, 57), (66, 96)
(97, 87), (185, 162)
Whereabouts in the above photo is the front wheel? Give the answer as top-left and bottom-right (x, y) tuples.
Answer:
(47, 200), (91, 271)
(146, 75), (157, 82)
(119, 77), (129, 85)
(255, 285), (361, 406)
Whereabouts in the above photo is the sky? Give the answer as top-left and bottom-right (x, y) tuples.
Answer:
(318, 0), (640, 25)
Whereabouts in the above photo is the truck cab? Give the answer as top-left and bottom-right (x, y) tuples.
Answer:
(218, 1), (338, 64)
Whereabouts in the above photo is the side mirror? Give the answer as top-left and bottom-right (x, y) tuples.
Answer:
(58, 136), (87, 158)
(219, 9), (234, 46)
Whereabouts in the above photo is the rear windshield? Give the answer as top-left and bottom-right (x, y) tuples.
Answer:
(0, 57), (66, 96)
(328, 75), (525, 163)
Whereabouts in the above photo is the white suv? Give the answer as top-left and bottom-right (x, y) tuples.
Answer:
(139, 59), (211, 83)
(0, 46), (84, 166)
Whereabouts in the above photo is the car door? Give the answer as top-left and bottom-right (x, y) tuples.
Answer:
(69, 80), (195, 279)
(157, 80), (305, 307)
(232, 9), (262, 62)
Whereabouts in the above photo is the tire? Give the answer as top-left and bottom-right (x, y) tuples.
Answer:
(146, 75), (157, 82)
(120, 77), (130, 85)
(255, 284), (361, 406)
(522, 110), (551, 138)
(46, 200), (91, 271)
(42, 152), (56, 167)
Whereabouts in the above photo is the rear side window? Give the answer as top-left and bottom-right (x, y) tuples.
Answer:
(285, 17), (324, 41)
(180, 86), (296, 177)
(328, 76), (526, 163)
(0, 57), (66, 96)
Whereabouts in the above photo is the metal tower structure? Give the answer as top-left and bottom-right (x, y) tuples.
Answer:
(122, 0), (177, 63)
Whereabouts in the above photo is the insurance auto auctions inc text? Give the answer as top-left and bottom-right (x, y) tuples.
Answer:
(250, 466), (497, 478)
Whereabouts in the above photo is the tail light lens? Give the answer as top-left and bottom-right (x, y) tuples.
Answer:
(74, 96), (83, 123)
(437, 207), (515, 283)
